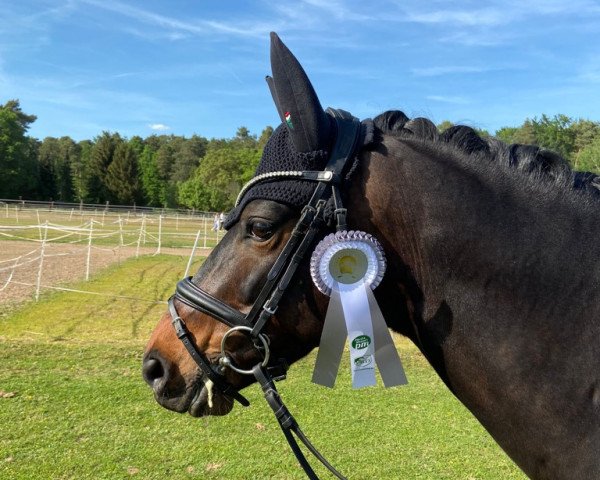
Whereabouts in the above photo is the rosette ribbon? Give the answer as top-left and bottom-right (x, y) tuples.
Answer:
(310, 231), (408, 389)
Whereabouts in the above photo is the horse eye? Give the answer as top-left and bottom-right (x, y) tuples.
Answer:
(248, 221), (274, 240)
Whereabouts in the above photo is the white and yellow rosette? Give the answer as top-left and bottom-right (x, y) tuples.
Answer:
(310, 231), (407, 389)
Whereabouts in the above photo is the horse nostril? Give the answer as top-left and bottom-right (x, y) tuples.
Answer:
(142, 356), (166, 387)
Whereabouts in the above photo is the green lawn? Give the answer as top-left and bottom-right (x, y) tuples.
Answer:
(0, 255), (526, 479)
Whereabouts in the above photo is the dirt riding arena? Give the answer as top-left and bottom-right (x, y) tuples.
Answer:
(0, 241), (209, 307)
(0, 206), (219, 309)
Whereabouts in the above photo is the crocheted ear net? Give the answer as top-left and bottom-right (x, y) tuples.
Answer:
(223, 123), (329, 229)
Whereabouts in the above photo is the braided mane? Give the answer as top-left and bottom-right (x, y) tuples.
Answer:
(371, 110), (600, 198)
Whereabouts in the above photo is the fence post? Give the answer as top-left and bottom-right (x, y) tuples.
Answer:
(118, 215), (124, 247)
(184, 230), (202, 278)
(35, 222), (49, 301)
(154, 215), (162, 255)
(36, 210), (42, 240)
(203, 215), (208, 248)
(142, 214), (146, 245)
(14, 205), (19, 223)
(5, 203), (8, 218)
(85, 220), (94, 281)
(135, 216), (145, 258)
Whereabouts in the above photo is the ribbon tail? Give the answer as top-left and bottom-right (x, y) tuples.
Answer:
(340, 283), (376, 389)
(366, 286), (408, 388)
(312, 287), (347, 388)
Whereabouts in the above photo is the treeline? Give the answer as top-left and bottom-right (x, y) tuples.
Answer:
(0, 99), (271, 211)
(2, 100), (599, 211)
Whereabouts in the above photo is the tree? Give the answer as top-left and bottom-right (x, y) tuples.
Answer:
(170, 135), (207, 182)
(532, 114), (576, 160)
(138, 145), (162, 206)
(72, 140), (93, 202)
(37, 137), (60, 200)
(178, 139), (261, 211)
(233, 126), (257, 148)
(86, 132), (122, 203)
(437, 120), (454, 133)
(106, 142), (141, 204)
(496, 119), (537, 145)
(572, 119), (600, 169)
(155, 140), (175, 180)
(577, 136), (600, 174)
(258, 126), (274, 150)
(54, 137), (77, 201)
(0, 99), (38, 198)
(495, 126), (519, 144)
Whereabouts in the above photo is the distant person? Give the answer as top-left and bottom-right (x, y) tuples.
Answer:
(219, 212), (225, 230)
(212, 213), (219, 231)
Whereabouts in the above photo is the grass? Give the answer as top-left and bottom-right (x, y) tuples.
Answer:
(0, 255), (527, 479)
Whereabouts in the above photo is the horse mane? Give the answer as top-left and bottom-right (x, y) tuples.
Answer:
(371, 110), (600, 199)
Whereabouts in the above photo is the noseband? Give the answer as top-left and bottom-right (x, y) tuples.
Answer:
(167, 109), (362, 479)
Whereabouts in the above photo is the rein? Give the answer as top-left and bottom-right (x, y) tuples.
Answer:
(168, 109), (361, 479)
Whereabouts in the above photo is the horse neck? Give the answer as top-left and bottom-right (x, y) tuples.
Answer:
(347, 136), (600, 477)
(351, 134), (600, 327)
(349, 133), (600, 389)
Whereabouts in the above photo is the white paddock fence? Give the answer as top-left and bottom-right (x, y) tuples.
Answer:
(0, 207), (224, 304)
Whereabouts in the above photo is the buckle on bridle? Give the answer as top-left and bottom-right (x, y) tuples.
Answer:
(263, 302), (277, 315)
(334, 207), (347, 231)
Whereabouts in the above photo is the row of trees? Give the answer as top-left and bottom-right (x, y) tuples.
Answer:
(1, 99), (599, 211)
(0, 100), (271, 211)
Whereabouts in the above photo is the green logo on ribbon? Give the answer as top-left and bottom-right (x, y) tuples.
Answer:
(354, 355), (373, 368)
(351, 335), (371, 350)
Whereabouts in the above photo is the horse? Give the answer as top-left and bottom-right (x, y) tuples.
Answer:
(143, 33), (600, 480)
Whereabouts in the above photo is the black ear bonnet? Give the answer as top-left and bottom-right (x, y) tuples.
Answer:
(224, 32), (373, 229)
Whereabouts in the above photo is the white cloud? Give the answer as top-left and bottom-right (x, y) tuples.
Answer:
(426, 95), (470, 105)
(405, 8), (506, 27)
(79, 0), (276, 39)
(411, 66), (488, 77)
(299, 0), (373, 21)
(148, 123), (170, 131)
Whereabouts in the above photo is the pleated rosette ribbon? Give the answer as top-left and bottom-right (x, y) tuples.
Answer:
(310, 231), (408, 389)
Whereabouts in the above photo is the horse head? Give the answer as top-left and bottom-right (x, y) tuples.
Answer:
(142, 33), (370, 417)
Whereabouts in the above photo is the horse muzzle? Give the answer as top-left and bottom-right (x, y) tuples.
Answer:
(142, 349), (236, 417)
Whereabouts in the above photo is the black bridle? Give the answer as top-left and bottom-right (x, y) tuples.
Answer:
(167, 109), (362, 479)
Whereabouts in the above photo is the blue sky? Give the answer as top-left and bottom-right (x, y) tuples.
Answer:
(2, 0), (600, 141)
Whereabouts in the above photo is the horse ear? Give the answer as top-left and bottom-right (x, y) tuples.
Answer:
(269, 32), (331, 153)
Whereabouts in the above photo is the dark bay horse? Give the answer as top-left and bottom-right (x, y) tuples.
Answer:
(143, 33), (600, 480)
